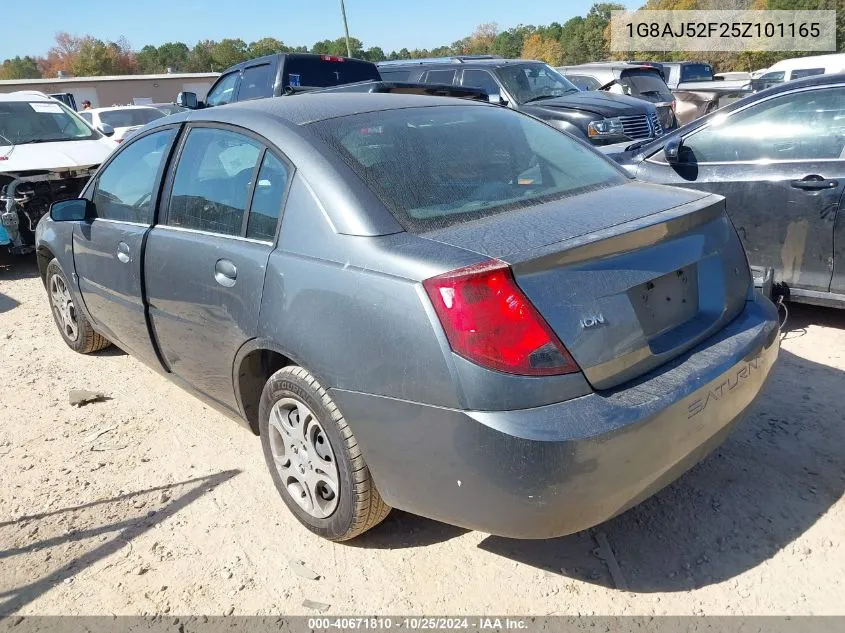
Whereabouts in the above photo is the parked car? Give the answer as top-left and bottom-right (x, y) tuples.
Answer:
(176, 53), (382, 109)
(78, 106), (166, 143)
(601, 73), (845, 309)
(48, 92), (77, 110)
(377, 56), (666, 145)
(659, 61), (752, 125)
(36, 93), (779, 541)
(0, 91), (117, 254)
(557, 62), (677, 131)
(752, 53), (845, 92)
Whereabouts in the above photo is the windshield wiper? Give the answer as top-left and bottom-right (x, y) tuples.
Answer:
(523, 94), (558, 104)
(25, 137), (84, 144)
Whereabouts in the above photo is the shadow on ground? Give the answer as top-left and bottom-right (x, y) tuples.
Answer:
(0, 470), (241, 613)
(781, 303), (845, 340)
(477, 348), (844, 592)
(0, 252), (39, 282)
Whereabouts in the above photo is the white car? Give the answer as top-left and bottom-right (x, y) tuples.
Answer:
(78, 105), (166, 143)
(0, 91), (118, 254)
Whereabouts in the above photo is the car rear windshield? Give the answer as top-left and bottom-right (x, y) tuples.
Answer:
(309, 105), (626, 232)
(0, 101), (97, 145)
(100, 108), (165, 128)
(680, 64), (714, 82)
(283, 58), (380, 88)
(620, 70), (671, 96)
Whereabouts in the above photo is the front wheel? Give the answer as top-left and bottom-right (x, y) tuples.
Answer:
(258, 366), (390, 540)
(45, 258), (110, 354)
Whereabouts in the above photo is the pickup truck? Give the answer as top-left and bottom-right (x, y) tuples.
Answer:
(177, 52), (382, 109)
(659, 61), (752, 125)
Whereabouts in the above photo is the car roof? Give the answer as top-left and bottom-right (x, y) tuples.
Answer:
(378, 58), (546, 70)
(177, 92), (491, 127)
(0, 90), (60, 102)
(88, 105), (163, 113)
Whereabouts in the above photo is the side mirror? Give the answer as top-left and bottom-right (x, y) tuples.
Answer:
(50, 199), (94, 222)
(664, 136), (683, 163)
(99, 123), (115, 137)
(488, 93), (507, 106)
(177, 91), (198, 109)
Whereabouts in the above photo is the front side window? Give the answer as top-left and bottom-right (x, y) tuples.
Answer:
(206, 72), (240, 107)
(676, 87), (845, 163)
(239, 64), (275, 100)
(566, 74), (601, 91)
(168, 127), (262, 236)
(754, 71), (786, 92)
(619, 70), (672, 98)
(0, 101), (97, 145)
(461, 69), (502, 96)
(496, 64), (578, 104)
(680, 64), (713, 82)
(310, 105), (625, 232)
(91, 129), (177, 223)
(99, 108), (165, 129)
(424, 69), (457, 85)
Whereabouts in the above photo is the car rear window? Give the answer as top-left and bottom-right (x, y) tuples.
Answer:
(791, 68), (825, 80)
(309, 105), (625, 232)
(680, 64), (714, 82)
(283, 58), (380, 88)
(620, 70), (671, 96)
(100, 108), (165, 128)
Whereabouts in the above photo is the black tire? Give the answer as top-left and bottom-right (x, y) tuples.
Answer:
(258, 365), (390, 540)
(45, 258), (110, 354)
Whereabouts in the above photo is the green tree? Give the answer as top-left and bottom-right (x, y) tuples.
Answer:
(312, 37), (364, 57)
(156, 42), (190, 71)
(211, 38), (249, 69)
(0, 56), (41, 79)
(136, 45), (159, 73)
(185, 40), (215, 72)
(248, 37), (289, 58)
(361, 46), (386, 62)
(493, 25), (536, 58)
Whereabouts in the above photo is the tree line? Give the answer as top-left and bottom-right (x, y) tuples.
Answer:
(1, 0), (843, 81)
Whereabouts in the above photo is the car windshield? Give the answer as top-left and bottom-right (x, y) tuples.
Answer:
(100, 108), (165, 128)
(154, 104), (187, 115)
(680, 64), (714, 82)
(0, 101), (98, 145)
(310, 105), (625, 232)
(496, 64), (579, 104)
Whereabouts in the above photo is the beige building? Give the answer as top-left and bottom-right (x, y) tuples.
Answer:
(0, 72), (219, 109)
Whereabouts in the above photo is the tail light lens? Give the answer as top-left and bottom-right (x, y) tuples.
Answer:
(423, 261), (580, 377)
(321, 55), (345, 62)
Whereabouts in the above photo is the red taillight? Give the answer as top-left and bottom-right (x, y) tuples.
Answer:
(321, 55), (345, 62)
(423, 261), (579, 377)
(671, 99), (677, 112)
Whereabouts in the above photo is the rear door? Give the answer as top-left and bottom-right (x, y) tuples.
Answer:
(638, 84), (845, 293)
(73, 126), (179, 366)
(144, 124), (291, 408)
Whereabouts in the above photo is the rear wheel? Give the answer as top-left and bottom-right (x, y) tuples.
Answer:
(46, 259), (110, 354)
(258, 365), (390, 540)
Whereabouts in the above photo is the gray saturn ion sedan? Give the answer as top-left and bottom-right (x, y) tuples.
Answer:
(36, 93), (780, 541)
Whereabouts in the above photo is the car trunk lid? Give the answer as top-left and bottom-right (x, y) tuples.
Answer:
(420, 182), (751, 389)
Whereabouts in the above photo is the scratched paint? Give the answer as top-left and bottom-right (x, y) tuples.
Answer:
(780, 220), (809, 286)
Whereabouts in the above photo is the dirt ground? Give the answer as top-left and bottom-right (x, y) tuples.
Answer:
(1, 251), (843, 616)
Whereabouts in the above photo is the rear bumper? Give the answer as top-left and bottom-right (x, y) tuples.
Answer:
(332, 293), (779, 539)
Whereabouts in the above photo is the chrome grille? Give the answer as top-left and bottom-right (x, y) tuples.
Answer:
(649, 111), (663, 136)
(619, 114), (653, 140)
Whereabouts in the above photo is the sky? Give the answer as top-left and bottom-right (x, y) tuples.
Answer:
(1, 0), (640, 60)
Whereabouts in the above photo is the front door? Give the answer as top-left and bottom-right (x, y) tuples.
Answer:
(144, 125), (290, 408)
(638, 85), (845, 293)
(73, 127), (178, 365)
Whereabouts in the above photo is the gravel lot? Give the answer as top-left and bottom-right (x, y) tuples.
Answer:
(1, 251), (843, 616)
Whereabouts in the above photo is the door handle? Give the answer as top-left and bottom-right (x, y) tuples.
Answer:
(214, 259), (237, 287)
(116, 241), (131, 264)
(790, 175), (839, 190)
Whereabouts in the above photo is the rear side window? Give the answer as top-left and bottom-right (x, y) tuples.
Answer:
(310, 105), (625, 232)
(168, 128), (262, 236)
(92, 129), (176, 224)
(461, 69), (501, 95)
(283, 58), (379, 88)
(79, 111), (93, 124)
(99, 108), (164, 128)
(246, 151), (289, 241)
(378, 69), (411, 82)
(424, 69), (456, 85)
(239, 64), (275, 100)
(791, 68), (825, 80)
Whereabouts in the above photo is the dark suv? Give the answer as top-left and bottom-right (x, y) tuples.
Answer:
(377, 56), (665, 145)
(177, 53), (382, 109)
